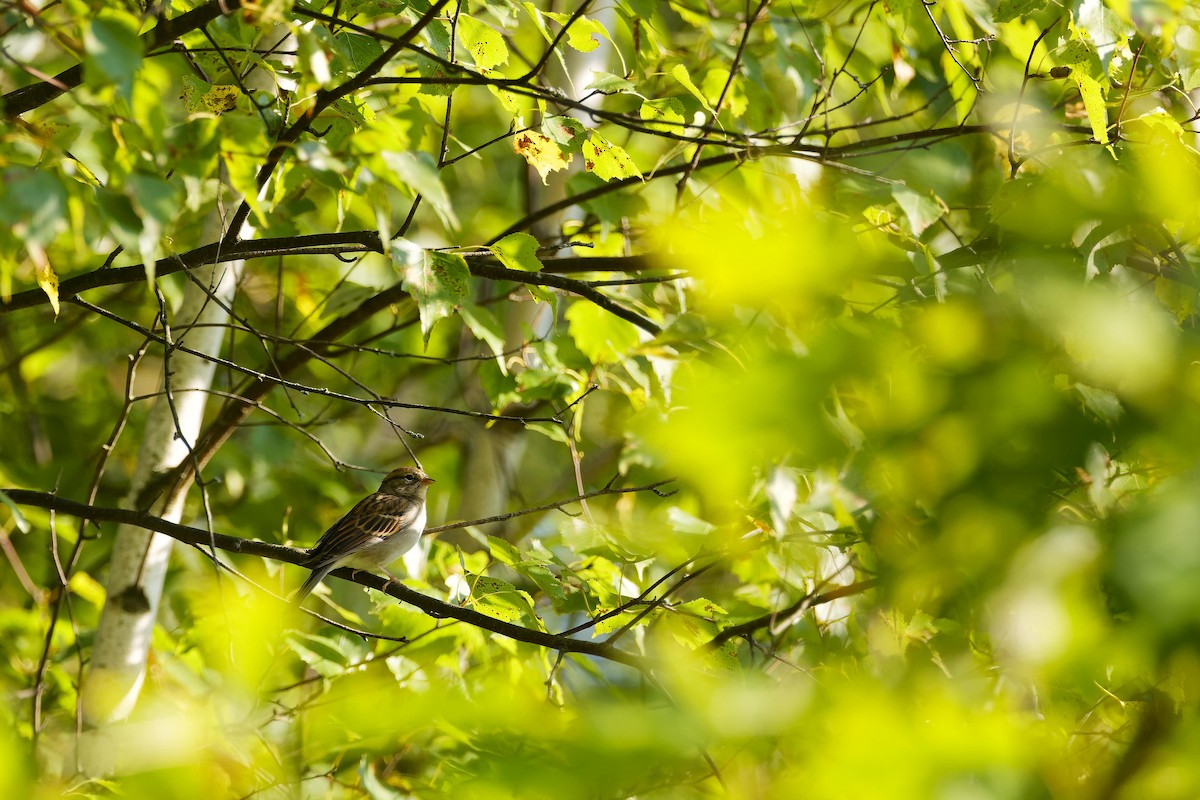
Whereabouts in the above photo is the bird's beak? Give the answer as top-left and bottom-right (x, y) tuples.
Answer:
(421, 477), (435, 485)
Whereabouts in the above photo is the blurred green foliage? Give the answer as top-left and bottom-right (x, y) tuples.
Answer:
(3, 0), (1200, 797)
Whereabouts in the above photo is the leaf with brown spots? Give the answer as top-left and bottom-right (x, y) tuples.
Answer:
(392, 242), (470, 345)
(513, 131), (572, 184)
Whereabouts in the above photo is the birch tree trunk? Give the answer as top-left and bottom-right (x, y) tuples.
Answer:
(77, 27), (292, 772)
(78, 256), (241, 774)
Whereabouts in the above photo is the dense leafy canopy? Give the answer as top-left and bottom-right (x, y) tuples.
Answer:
(3, 0), (1200, 797)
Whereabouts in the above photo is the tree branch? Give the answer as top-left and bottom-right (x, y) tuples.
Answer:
(4, 489), (650, 670)
(2, 0), (247, 117)
(0, 231), (661, 318)
(704, 579), (878, 649)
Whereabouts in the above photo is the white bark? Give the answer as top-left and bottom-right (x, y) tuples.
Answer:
(74, 24), (291, 776)
(78, 258), (241, 771)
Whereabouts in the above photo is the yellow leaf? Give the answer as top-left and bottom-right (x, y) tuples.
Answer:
(69, 571), (107, 606)
(565, 16), (607, 53)
(1073, 74), (1110, 145)
(180, 75), (239, 114)
(582, 134), (642, 182)
(29, 243), (60, 318)
(941, 52), (978, 125)
(513, 130), (571, 184)
(543, 12), (610, 53)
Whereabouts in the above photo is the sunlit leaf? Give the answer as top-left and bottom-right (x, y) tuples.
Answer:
(492, 232), (543, 272)
(639, 98), (685, 133)
(513, 130), (572, 183)
(671, 63), (714, 113)
(586, 72), (636, 93)
(581, 134), (642, 181)
(29, 244), (59, 318)
(700, 68), (747, 117)
(457, 16), (509, 70)
(565, 300), (641, 363)
(1073, 73), (1110, 144)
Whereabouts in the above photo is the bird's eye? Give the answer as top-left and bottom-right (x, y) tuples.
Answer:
(406, 474), (417, 482)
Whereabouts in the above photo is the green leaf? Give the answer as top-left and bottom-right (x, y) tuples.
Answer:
(417, 54), (457, 96)
(541, 116), (587, 147)
(701, 68), (748, 117)
(671, 64), (714, 113)
(639, 98), (686, 133)
(541, 11), (611, 53)
(992, 0), (1044, 23)
(94, 188), (143, 251)
(1, 168), (67, 246)
(586, 72), (636, 94)
(459, 304), (507, 368)
(565, 301), (642, 363)
(457, 16), (509, 70)
(286, 632), (355, 678)
(180, 75), (239, 115)
(415, 16), (455, 95)
(83, 11), (142, 101)
(127, 172), (180, 229)
(524, 420), (571, 443)
(492, 232), (543, 272)
(892, 185), (943, 235)
(676, 597), (728, 618)
(380, 150), (459, 229)
(1074, 382), (1123, 426)
(334, 32), (386, 71)
(465, 573), (540, 624)
(1058, 38), (1096, 67)
(486, 535), (523, 566)
(393, 243), (470, 344)
(520, 563), (570, 609)
(221, 116), (270, 225)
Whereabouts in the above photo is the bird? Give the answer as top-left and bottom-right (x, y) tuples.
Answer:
(294, 466), (435, 602)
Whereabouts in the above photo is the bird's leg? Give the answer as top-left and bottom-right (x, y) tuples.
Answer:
(381, 567), (403, 593)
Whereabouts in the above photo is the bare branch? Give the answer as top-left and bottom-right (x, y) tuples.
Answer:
(3, 490), (650, 670)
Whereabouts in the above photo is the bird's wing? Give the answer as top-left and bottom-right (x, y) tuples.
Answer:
(303, 493), (421, 568)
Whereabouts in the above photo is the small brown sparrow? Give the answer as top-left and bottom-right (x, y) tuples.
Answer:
(295, 466), (434, 602)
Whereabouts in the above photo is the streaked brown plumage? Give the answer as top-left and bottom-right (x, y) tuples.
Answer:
(295, 466), (434, 601)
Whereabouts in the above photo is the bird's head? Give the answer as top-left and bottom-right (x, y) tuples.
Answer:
(380, 466), (435, 495)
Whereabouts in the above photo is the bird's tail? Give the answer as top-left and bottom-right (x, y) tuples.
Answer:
(293, 564), (334, 603)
